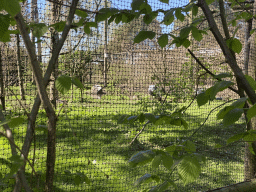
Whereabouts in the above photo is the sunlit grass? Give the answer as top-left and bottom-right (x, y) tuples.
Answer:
(0, 85), (245, 191)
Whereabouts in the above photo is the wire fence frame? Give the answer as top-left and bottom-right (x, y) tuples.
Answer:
(0, 0), (253, 191)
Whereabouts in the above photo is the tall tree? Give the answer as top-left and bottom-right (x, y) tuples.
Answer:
(16, 34), (26, 100)
(49, 0), (62, 108)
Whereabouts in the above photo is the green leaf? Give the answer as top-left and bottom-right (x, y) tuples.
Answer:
(232, 20), (237, 27)
(250, 28), (256, 35)
(152, 155), (162, 169)
(74, 174), (82, 185)
(158, 34), (168, 48)
(0, 119), (10, 128)
(245, 75), (256, 90)
(131, 0), (145, 11)
(223, 108), (243, 126)
(84, 175), (91, 185)
(170, 118), (181, 126)
(214, 73), (232, 80)
(175, 8), (184, 22)
(117, 114), (128, 124)
(75, 9), (88, 18)
(114, 14), (122, 24)
(184, 141), (196, 153)
(197, 92), (209, 107)
(217, 97), (247, 120)
(0, 30), (11, 42)
(162, 153), (173, 170)
(181, 38), (190, 48)
(214, 144), (222, 148)
(8, 117), (24, 128)
(134, 31), (155, 43)
(249, 143), (256, 155)
(231, 97), (247, 108)
(206, 0), (215, 5)
(192, 5), (198, 16)
(247, 103), (256, 122)
(30, 23), (48, 39)
(243, 132), (256, 142)
(122, 12), (135, 23)
(165, 145), (176, 155)
(159, 0), (169, 4)
(140, 3), (152, 13)
(127, 115), (138, 125)
(217, 106), (234, 120)
(163, 9), (174, 25)
(227, 133), (247, 144)
(191, 26), (202, 41)
(84, 25), (90, 34)
(210, 81), (234, 100)
(127, 115), (137, 123)
(137, 113), (145, 123)
(108, 15), (116, 24)
(180, 27), (191, 39)
(2, 0), (21, 16)
(135, 173), (152, 186)
(72, 77), (84, 89)
(50, 21), (66, 32)
(178, 156), (201, 185)
(183, 3), (194, 12)
(96, 8), (119, 22)
(128, 150), (155, 167)
(56, 75), (72, 95)
(0, 14), (10, 37)
(180, 118), (188, 129)
(143, 14), (153, 24)
(6, 155), (24, 179)
(83, 22), (97, 35)
(145, 113), (156, 123)
(227, 38), (242, 54)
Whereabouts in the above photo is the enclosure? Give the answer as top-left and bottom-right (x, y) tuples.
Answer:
(0, 0), (254, 191)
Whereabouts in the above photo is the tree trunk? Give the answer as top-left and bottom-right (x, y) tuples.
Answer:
(16, 34), (26, 100)
(245, 0), (256, 180)
(49, 0), (61, 108)
(13, 1), (79, 191)
(15, 12), (58, 192)
(0, 47), (5, 110)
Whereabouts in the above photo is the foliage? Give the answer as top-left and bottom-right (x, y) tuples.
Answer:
(1, 0), (256, 191)
(93, 0), (256, 191)
(107, 14), (161, 52)
(58, 50), (93, 84)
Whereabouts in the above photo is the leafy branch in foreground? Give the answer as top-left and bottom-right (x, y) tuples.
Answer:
(112, 0), (256, 190)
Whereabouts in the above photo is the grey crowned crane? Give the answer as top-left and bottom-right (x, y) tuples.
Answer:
(148, 85), (163, 102)
(92, 85), (106, 99)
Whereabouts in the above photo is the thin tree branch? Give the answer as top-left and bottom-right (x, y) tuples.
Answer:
(46, 0), (97, 13)
(130, 121), (150, 145)
(0, 131), (37, 176)
(0, 109), (32, 192)
(188, 99), (237, 139)
(198, 0), (256, 104)
(219, 0), (231, 40)
(187, 49), (239, 94)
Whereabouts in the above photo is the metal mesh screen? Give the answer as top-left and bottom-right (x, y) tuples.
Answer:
(0, 0), (250, 191)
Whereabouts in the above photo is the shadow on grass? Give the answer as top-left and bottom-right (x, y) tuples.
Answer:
(1, 102), (246, 191)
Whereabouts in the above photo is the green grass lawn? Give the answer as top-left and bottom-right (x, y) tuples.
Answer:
(0, 87), (245, 191)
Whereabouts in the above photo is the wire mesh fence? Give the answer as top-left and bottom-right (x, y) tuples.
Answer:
(0, 0), (251, 191)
